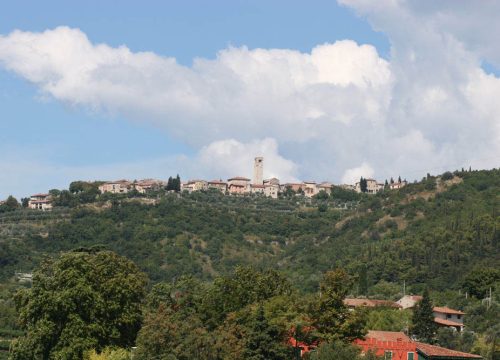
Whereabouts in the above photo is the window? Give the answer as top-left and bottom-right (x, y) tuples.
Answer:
(384, 351), (393, 360)
(447, 314), (452, 319)
(408, 352), (414, 360)
(457, 315), (462, 319)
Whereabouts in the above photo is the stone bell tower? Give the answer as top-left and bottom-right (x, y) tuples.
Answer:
(253, 157), (264, 185)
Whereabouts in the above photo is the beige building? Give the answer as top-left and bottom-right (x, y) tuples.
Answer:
(28, 193), (53, 211)
(227, 177), (251, 194)
(263, 177), (280, 186)
(181, 180), (208, 193)
(303, 181), (319, 197)
(250, 184), (265, 195)
(264, 184), (279, 199)
(317, 182), (333, 195)
(208, 180), (227, 192)
(99, 180), (132, 194)
(133, 179), (165, 193)
(355, 179), (384, 194)
(389, 180), (408, 190)
(433, 307), (465, 332)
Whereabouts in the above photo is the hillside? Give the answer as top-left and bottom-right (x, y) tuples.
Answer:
(1, 169), (498, 294)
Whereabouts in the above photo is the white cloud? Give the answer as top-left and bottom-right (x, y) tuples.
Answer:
(341, 162), (374, 184)
(197, 138), (298, 182)
(1, 8), (500, 198)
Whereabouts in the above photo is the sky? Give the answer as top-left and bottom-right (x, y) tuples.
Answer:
(0, 0), (499, 199)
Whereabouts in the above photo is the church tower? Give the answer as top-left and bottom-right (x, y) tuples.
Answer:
(253, 157), (264, 185)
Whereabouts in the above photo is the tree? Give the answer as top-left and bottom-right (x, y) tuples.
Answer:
(310, 269), (366, 342)
(359, 178), (368, 193)
(462, 267), (500, 299)
(10, 250), (148, 360)
(21, 197), (30, 208)
(411, 288), (437, 343)
(243, 304), (292, 360)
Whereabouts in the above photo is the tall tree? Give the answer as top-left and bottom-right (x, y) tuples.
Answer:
(10, 250), (148, 360)
(243, 304), (291, 360)
(360, 178), (368, 193)
(411, 288), (437, 343)
(311, 269), (366, 342)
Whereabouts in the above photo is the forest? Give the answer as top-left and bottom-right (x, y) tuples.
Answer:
(0, 168), (498, 359)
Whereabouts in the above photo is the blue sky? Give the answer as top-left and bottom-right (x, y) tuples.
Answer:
(1, 1), (499, 198)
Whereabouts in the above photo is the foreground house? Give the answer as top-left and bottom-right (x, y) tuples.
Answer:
(28, 193), (53, 210)
(433, 307), (465, 332)
(416, 342), (481, 359)
(355, 178), (384, 194)
(355, 331), (417, 360)
(356, 331), (482, 360)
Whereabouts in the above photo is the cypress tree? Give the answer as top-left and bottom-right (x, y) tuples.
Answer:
(411, 288), (437, 343)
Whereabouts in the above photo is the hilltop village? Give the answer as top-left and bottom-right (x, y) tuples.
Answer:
(12, 157), (408, 211)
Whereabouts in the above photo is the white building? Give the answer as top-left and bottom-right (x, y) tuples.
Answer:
(355, 179), (384, 194)
(28, 193), (53, 210)
(253, 157), (264, 185)
(99, 180), (132, 194)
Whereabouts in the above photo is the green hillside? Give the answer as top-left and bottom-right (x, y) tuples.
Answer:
(0, 168), (499, 359)
(1, 169), (498, 294)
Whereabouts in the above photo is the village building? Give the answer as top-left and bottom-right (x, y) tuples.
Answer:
(264, 184), (279, 199)
(263, 177), (280, 186)
(317, 182), (333, 195)
(396, 295), (423, 309)
(208, 180), (227, 192)
(303, 181), (319, 197)
(250, 184), (265, 195)
(98, 180), (132, 194)
(28, 193), (53, 210)
(227, 177), (251, 194)
(355, 178), (384, 194)
(133, 179), (165, 194)
(390, 180), (408, 190)
(433, 307), (465, 332)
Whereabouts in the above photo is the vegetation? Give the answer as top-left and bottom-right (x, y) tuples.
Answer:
(0, 168), (498, 358)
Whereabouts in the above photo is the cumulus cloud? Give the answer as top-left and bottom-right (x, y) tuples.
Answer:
(341, 162), (374, 184)
(1, 2), (500, 196)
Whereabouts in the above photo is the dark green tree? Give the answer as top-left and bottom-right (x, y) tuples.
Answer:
(243, 304), (291, 360)
(360, 177), (368, 193)
(310, 269), (366, 342)
(411, 288), (437, 343)
(462, 267), (500, 299)
(4, 195), (19, 210)
(10, 250), (148, 360)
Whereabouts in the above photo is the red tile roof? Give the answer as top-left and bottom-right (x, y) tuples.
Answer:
(366, 331), (411, 342)
(416, 342), (481, 358)
(434, 318), (464, 327)
(433, 307), (465, 315)
(31, 193), (49, 197)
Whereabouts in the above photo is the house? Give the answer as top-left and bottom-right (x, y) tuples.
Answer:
(390, 180), (408, 190)
(303, 181), (319, 197)
(98, 180), (132, 194)
(355, 331), (482, 360)
(208, 180), (227, 192)
(416, 342), (481, 359)
(317, 182), (333, 195)
(28, 193), (53, 210)
(397, 295), (423, 309)
(133, 179), (165, 193)
(433, 307), (465, 332)
(355, 331), (417, 360)
(263, 177), (280, 186)
(264, 184), (279, 199)
(250, 184), (265, 195)
(283, 183), (305, 193)
(344, 298), (401, 309)
(227, 177), (251, 194)
(355, 179), (384, 194)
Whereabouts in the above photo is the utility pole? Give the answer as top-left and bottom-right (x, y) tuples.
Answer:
(403, 280), (406, 297)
